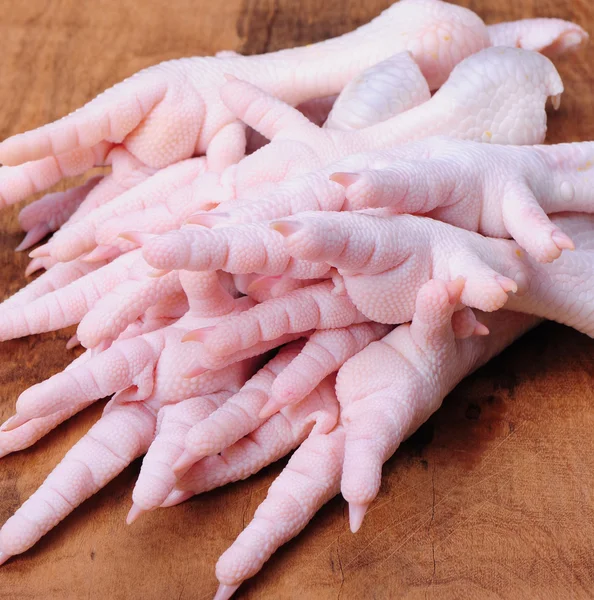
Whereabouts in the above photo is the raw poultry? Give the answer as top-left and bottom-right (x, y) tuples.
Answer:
(0, 2), (591, 599)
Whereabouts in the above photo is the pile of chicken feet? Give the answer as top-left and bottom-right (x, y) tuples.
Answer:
(0, 1), (592, 598)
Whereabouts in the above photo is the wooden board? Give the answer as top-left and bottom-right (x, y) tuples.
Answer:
(1, 1), (593, 598)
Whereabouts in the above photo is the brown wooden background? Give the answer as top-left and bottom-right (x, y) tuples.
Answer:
(1, 1), (594, 598)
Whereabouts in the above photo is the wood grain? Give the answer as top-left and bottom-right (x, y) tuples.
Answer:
(1, 1), (593, 598)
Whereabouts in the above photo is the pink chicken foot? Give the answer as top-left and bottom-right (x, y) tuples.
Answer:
(130, 344), (340, 518)
(337, 280), (539, 531)
(487, 18), (588, 57)
(173, 323), (389, 476)
(0, 249), (186, 346)
(201, 136), (594, 264)
(0, 272), (294, 561)
(47, 44), (563, 263)
(0, 0), (491, 228)
(1, 10), (582, 263)
(201, 46), (561, 203)
(270, 210), (594, 333)
(155, 209), (594, 372)
(207, 280), (537, 599)
(34, 45), (434, 264)
(0, 349), (339, 571)
(0, 271), (292, 432)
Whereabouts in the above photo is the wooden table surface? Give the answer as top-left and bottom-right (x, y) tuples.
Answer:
(1, 1), (594, 598)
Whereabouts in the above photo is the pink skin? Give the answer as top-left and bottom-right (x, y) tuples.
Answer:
(330, 137), (592, 262)
(244, 17), (586, 155)
(487, 18), (588, 57)
(0, 341), (339, 566)
(0, 258), (107, 309)
(183, 137), (594, 272)
(1, 244), (590, 591)
(0, 0), (489, 217)
(23, 256), (56, 277)
(140, 222), (331, 278)
(0, 249), (171, 342)
(150, 212), (517, 359)
(2, 14), (580, 265)
(76, 267), (183, 349)
(185, 280), (368, 358)
(0, 10), (587, 591)
(40, 158), (205, 263)
(201, 137), (592, 265)
(142, 137), (591, 280)
(337, 280), (539, 532)
(167, 377), (339, 502)
(0, 271), (262, 429)
(0, 249), (209, 347)
(211, 427), (345, 600)
(0, 272), (284, 562)
(324, 51), (431, 131)
(207, 47), (561, 202)
(40, 46), (435, 264)
(0, 383), (247, 566)
(172, 342), (310, 473)
(15, 176), (102, 252)
(0, 250), (144, 341)
(131, 345), (339, 516)
(126, 390), (238, 523)
(209, 281), (535, 599)
(75, 44), (562, 257)
(17, 38), (562, 274)
(178, 266), (591, 598)
(503, 213), (594, 337)
(260, 322), (392, 417)
(0, 270), (311, 429)
(121, 44), (563, 261)
(172, 210), (594, 363)
(272, 210), (594, 334)
(171, 334), (357, 476)
(6, 145), (158, 251)
(241, 273), (329, 303)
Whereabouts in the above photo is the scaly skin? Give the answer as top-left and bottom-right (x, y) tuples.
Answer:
(40, 158), (206, 262)
(0, 271), (299, 429)
(15, 176), (102, 251)
(117, 45), (562, 261)
(173, 323), (390, 474)
(0, 250), (177, 343)
(0, 10), (588, 596)
(330, 136), (592, 262)
(0, 344), (339, 569)
(167, 209), (592, 362)
(0, 42), (434, 342)
(0, 49), (427, 343)
(38, 44), (563, 265)
(184, 280), (368, 358)
(208, 47), (562, 200)
(130, 344), (340, 516)
(0, 0), (489, 222)
(2, 12), (583, 262)
(487, 18), (588, 57)
(0, 385), (243, 566)
(0, 272), (286, 562)
(0, 250), (144, 341)
(239, 16), (587, 154)
(37, 44), (437, 263)
(200, 136), (592, 264)
(0, 258), (107, 309)
(324, 51), (431, 130)
(337, 280), (539, 532)
(205, 281), (537, 600)
(273, 210), (594, 333)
